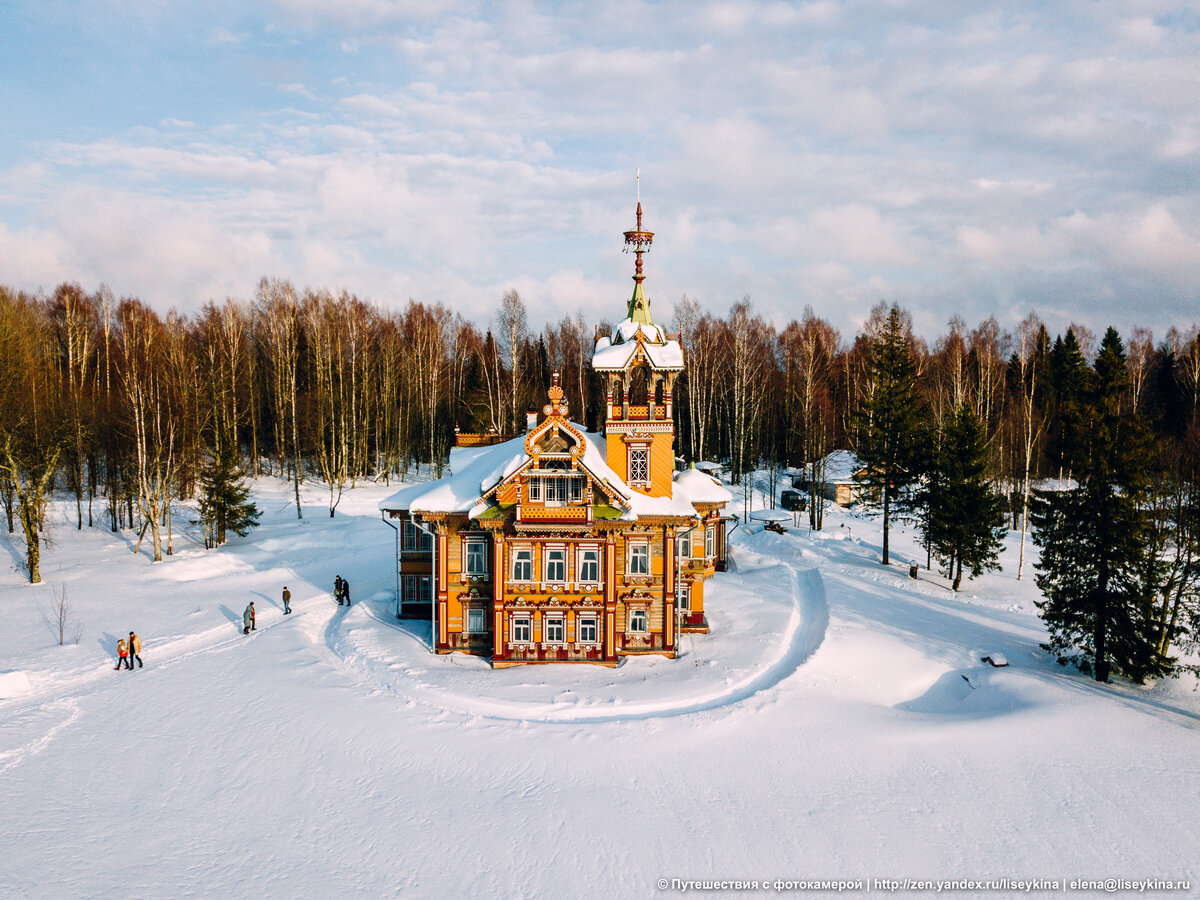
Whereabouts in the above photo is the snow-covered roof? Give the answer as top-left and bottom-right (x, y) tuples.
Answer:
(380, 423), (723, 521)
(672, 468), (733, 505)
(378, 436), (531, 515)
(818, 449), (865, 484)
(592, 322), (684, 371)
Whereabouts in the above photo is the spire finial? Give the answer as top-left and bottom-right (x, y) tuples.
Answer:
(623, 172), (653, 285)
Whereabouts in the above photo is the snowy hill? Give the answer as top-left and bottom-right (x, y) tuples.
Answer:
(2, 478), (1198, 898)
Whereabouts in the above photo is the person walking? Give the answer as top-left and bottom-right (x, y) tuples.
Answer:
(243, 602), (255, 635)
(341, 578), (351, 607)
(334, 575), (344, 606)
(115, 638), (131, 670)
(282, 586), (291, 615)
(128, 631), (143, 668)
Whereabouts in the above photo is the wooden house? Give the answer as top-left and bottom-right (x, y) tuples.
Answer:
(380, 203), (732, 666)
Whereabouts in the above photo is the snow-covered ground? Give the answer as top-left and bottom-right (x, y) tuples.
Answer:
(2, 477), (1198, 898)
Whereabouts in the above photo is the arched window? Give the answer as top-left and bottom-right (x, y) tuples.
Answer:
(628, 368), (648, 406)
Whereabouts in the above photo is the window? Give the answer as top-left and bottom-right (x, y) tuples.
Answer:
(578, 616), (598, 644)
(677, 531), (691, 563)
(629, 446), (649, 486)
(705, 525), (716, 558)
(545, 477), (567, 506)
(677, 582), (690, 612)
(466, 607), (486, 633)
(464, 539), (488, 575)
(512, 547), (533, 582)
(511, 615), (531, 643)
(578, 547), (600, 583)
(569, 476), (584, 503)
(545, 547), (566, 583)
(402, 520), (433, 551)
(629, 608), (648, 633)
(545, 616), (565, 644)
(402, 575), (432, 605)
(526, 476), (542, 502)
(628, 542), (650, 576)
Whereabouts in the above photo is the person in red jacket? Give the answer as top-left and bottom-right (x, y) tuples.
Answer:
(115, 638), (130, 670)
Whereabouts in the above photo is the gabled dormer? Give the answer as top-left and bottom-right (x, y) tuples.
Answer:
(478, 376), (629, 527)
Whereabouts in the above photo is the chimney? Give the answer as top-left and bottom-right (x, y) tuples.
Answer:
(526, 408), (538, 431)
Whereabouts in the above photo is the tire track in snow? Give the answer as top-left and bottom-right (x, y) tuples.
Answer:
(0, 594), (331, 723)
(324, 547), (829, 724)
(0, 698), (80, 774)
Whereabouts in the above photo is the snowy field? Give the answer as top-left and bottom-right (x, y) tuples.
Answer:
(2, 476), (1198, 898)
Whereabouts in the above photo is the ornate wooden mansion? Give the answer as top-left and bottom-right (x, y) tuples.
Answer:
(380, 203), (732, 666)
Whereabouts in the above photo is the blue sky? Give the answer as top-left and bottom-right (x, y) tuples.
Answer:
(2, 0), (1198, 341)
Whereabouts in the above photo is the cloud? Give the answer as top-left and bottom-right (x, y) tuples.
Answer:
(2, 0), (1200, 342)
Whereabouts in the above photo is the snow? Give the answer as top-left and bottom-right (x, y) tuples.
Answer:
(591, 320), (684, 371)
(673, 467), (734, 504)
(817, 448), (863, 483)
(0, 670), (33, 698)
(3, 475), (1199, 896)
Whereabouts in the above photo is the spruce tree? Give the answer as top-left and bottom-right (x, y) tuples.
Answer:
(854, 303), (925, 565)
(198, 441), (261, 548)
(920, 404), (1006, 590)
(1032, 327), (1165, 683)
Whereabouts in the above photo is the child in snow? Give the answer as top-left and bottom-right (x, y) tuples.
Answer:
(128, 631), (143, 668)
(243, 602), (255, 634)
(115, 638), (131, 670)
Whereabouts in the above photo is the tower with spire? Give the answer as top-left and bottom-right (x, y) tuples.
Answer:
(592, 195), (685, 498)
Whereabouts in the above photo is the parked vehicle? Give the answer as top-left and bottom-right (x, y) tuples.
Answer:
(780, 490), (807, 512)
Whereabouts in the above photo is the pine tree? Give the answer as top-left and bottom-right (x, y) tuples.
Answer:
(920, 404), (1006, 590)
(197, 441), (261, 548)
(854, 303), (925, 565)
(1032, 327), (1165, 683)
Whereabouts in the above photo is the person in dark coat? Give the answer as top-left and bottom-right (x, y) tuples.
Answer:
(282, 586), (291, 615)
(341, 578), (350, 606)
(334, 575), (344, 606)
(128, 631), (143, 668)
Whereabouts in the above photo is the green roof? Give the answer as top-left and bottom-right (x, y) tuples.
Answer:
(626, 281), (654, 327)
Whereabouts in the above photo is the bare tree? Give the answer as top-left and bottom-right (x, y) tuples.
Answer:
(41, 586), (83, 646)
(1012, 313), (1046, 580)
(497, 290), (528, 434)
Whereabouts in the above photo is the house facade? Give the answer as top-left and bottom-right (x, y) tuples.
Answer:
(380, 203), (732, 666)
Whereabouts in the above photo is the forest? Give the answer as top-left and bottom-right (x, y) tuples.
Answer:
(1, 279), (1198, 681)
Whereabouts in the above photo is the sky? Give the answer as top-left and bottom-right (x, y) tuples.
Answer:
(2, 0), (1199, 342)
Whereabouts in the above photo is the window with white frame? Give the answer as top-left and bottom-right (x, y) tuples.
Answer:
(578, 616), (598, 644)
(464, 538), (489, 575)
(402, 520), (433, 551)
(569, 476), (584, 503)
(526, 477), (542, 502)
(544, 547), (567, 583)
(511, 615), (532, 643)
(705, 525), (716, 558)
(512, 547), (533, 582)
(628, 446), (650, 486)
(544, 476), (567, 506)
(402, 574), (432, 605)
(677, 581), (691, 612)
(544, 616), (565, 644)
(466, 606), (486, 633)
(578, 547), (600, 583)
(628, 608), (648, 633)
(628, 541), (650, 576)
(677, 530), (691, 563)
